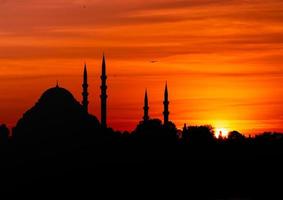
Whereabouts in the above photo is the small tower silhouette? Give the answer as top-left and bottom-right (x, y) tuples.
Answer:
(82, 63), (89, 113)
(100, 54), (108, 129)
(143, 89), (149, 122)
(163, 82), (169, 125)
(183, 123), (187, 132)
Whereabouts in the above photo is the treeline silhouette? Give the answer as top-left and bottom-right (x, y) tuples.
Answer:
(1, 119), (282, 160)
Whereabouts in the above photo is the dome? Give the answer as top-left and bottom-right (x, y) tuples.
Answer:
(38, 86), (76, 106)
(15, 85), (88, 127)
(13, 85), (100, 143)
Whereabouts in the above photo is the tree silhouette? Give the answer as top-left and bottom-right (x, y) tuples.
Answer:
(227, 131), (245, 143)
(133, 119), (178, 146)
(182, 125), (215, 145)
(255, 132), (283, 144)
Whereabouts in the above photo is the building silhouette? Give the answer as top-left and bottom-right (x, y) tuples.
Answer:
(100, 54), (108, 129)
(13, 84), (100, 143)
(163, 82), (169, 125)
(82, 63), (89, 113)
(143, 89), (149, 122)
(12, 54), (176, 141)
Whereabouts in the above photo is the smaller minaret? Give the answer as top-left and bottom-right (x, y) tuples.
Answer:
(143, 89), (149, 122)
(82, 63), (89, 113)
(100, 54), (107, 129)
(163, 82), (169, 125)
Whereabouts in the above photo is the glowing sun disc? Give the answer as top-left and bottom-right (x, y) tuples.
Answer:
(215, 128), (229, 138)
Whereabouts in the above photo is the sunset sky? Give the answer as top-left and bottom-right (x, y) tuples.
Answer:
(0, 0), (283, 134)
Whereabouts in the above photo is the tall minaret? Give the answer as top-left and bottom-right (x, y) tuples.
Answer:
(82, 63), (89, 113)
(143, 89), (149, 122)
(163, 82), (169, 125)
(100, 54), (107, 129)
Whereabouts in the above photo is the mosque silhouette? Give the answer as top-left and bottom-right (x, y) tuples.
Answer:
(12, 54), (171, 141)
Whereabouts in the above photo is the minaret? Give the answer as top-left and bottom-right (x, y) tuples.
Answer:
(100, 54), (107, 129)
(143, 89), (149, 122)
(82, 63), (89, 113)
(163, 82), (169, 125)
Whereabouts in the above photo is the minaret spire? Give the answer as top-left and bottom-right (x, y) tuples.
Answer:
(143, 89), (149, 122)
(100, 53), (107, 129)
(163, 82), (169, 125)
(82, 63), (89, 113)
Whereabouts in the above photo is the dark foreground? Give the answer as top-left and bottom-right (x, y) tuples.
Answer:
(1, 142), (283, 199)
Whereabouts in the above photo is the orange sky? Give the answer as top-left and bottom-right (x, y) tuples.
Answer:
(0, 0), (283, 134)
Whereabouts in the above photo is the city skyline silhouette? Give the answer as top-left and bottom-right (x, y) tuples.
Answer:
(1, 57), (282, 135)
(1, 53), (283, 137)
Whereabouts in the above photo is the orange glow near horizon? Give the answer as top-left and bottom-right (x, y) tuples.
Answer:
(0, 0), (283, 135)
(215, 128), (229, 139)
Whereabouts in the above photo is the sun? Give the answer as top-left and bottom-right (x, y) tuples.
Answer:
(215, 128), (229, 138)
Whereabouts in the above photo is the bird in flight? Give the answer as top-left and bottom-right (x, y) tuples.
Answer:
(150, 60), (158, 63)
